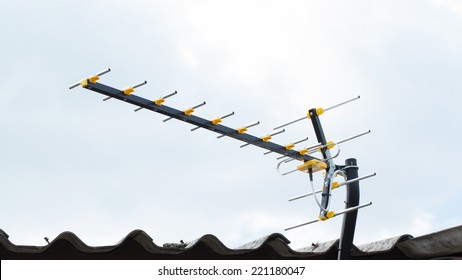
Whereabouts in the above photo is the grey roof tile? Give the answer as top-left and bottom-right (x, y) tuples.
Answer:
(2, 225), (462, 260)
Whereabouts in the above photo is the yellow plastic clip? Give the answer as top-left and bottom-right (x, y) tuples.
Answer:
(88, 75), (99, 83)
(153, 98), (165, 106)
(298, 148), (309, 155)
(183, 108), (194, 116)
(307, 108), (325, 119)
(79, 75), (100, 88)
(211, 118), (222, 125)
(284, 143), (295, 150)
(317, 141), (335, 152)
(321, 182), (339, 191)
(122, 87), (134, 96)
(296, 159), (327, 173)
(318, 211), (335, 221)
(261, 135), (271, 142)
(237, 127), (247, 134)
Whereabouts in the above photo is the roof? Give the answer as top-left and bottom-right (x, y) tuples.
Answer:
(1, 225), (462, 260)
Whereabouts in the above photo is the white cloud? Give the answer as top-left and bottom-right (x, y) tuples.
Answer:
(433, 0), (462, 16)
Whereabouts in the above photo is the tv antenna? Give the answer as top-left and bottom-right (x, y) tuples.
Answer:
(69, 69), (375, 259)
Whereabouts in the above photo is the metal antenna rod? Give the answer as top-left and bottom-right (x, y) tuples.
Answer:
(273, 116), (305, 131)
(284, 202), (372, 231)
(104, 80), (147, 102)
(263, 137), (308, 155)
(131, 80), (148, 89)
(273, 96), (361, 130)
(162, 91), (179, 99)
(244, 121), (260, 129)
(276, 130), (370, 161)
(336, 130), (370, 145)
(276, 142), (322, 160)
(324, 96), (360, 112)
(134, 91), (178, 112)
(191, 112), (235, 131)
(217, 121), (260, 139)
(69, 68), (111, 89)
(288, 173), (376, 201)
(240, 129), (285, 148)
(163, 102), (206, 122)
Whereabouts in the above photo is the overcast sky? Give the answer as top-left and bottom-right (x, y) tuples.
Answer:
(1, 0), (462, 250)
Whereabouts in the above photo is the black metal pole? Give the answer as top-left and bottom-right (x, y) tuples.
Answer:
(309, 109), (335, 219)
(338, 158), (360, 260)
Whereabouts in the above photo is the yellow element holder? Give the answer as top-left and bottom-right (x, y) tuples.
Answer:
(318, 211), (335, 221)
(298, 148), (308, 155)
(321, 182), (339, 191)
(318, 141), (335, 152)
(284, 143), (295, 150)
(211, 118), (222, 125)
(332, 182), (339, 190)
(237, 127), (247, 134)
(296, 159), (327, 173)
(183, 108), (195, 116)
(153, 98), (165, 106)
(79, 75), (100, 88)
(307, 108), (325, 119)
(122, 87), (134, 96)
(261, 135), (271, 142)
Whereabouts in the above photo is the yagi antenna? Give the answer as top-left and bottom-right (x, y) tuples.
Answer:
(69, 69), (374, 260)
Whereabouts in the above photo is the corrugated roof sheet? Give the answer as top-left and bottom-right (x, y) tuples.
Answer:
(1, 225), (462, 260)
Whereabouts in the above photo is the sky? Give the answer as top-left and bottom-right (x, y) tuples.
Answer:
(1, 0), (462, 250)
